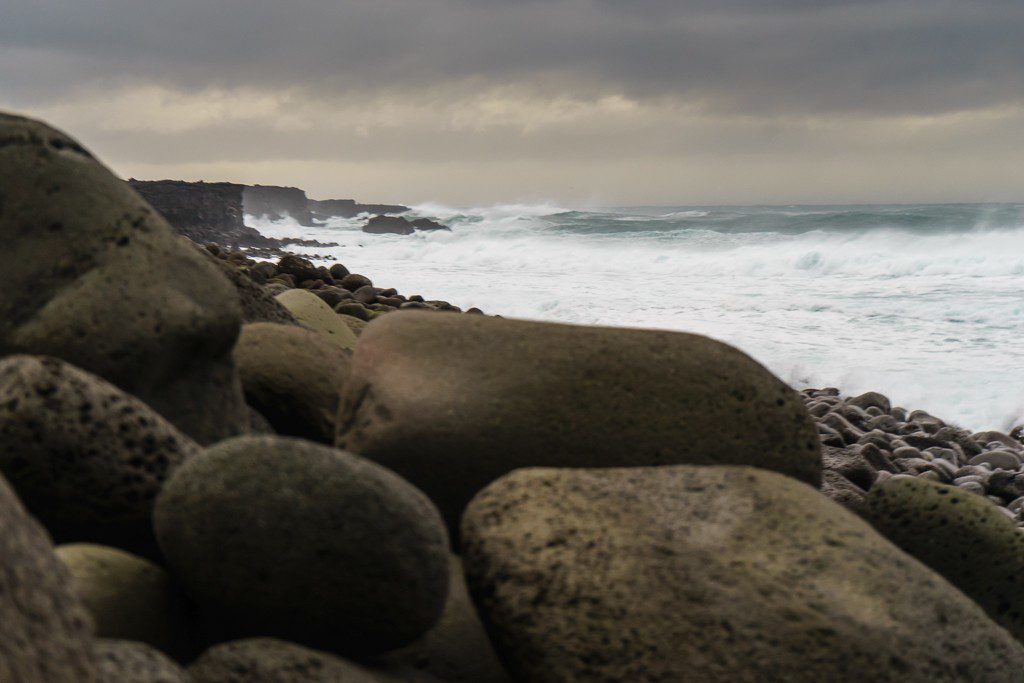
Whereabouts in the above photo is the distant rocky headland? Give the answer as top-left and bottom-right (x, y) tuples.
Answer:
(128, 179), (446, 252)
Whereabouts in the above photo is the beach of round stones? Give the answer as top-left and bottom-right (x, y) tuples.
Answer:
(4, 109), (1024, 682)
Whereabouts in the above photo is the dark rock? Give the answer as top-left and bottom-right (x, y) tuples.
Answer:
(380, 556), (512, 683)
(341, 273), (374, 291)
(363, 215), (450, 235)
(336, 302), (371, 321)
(822, 446), (875, 490)
(974, 431), (1023, 450)
(234, 323), (352, 444)
(243, 185), (314, 225)
(970, 450), (1022, 471)
(154, 435), (450, 654)
(0, 114), (249, 444)
(821, 469), (866, 512)
(336, 313), (821, 533)
(314, 286), (353, 308)
(188, 638), (428, 683)
(864, 477), (1024, 642)
(309, 198), (411, 220)
(93, 640), (189, 683)
(0, 472), (99, 682)
(277, 254), (319, 283)
(354, 285), (382, 305)
(56, 544), (197, 661)
(197, 245), (299, 325)
(462, 465), (1024, 682)
(0, 356), (197, 554)
(329, 263), (351, 280)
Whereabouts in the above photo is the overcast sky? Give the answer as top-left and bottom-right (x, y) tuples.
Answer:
(3, 0), (1023, 205)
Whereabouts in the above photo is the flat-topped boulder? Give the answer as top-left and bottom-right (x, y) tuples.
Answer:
(462, 465), (1024, 682)
(336, 312), (821, 531)
(363, 215), (450, 235)
(0, 112), (250, 444)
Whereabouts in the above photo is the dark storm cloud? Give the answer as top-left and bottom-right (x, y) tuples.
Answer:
(3, 0), (1023, 116)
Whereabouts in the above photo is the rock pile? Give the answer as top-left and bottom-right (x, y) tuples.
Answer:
(803, 387), (1024, 522)
(4, 109), (1024, 682)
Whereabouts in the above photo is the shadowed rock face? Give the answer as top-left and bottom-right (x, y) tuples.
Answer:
(0, 112), (250, 444)
(0, 474), (99, 682)
(243, 185), (313, 225)
(336, 312), (821, 534)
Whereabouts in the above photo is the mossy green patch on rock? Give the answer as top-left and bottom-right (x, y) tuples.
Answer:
(56, 544), (197, 661)
(461, 464), (1024, 682)
(275, 289), (358, 349)
(864, 477), (1024, 641)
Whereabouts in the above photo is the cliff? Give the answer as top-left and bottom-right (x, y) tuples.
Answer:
(309, 198), (410, 220)
(243, 185), (314, 225)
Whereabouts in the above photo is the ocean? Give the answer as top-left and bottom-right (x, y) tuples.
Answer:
(247, 203), (1024, 432)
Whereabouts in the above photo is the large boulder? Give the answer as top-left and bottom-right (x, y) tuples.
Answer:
(234, 323), (352, 443)
(0, 356), (198, 554)
(363, 215), (450, 235)
(93, 640), (190, 683)
(154, 436), (450, 654)
(0, 474), (99, 682)
(276, 289), (358, 350)
(189, 638), (437, 683)
(864, 477), (1024, 642)
(462, 465), (1024, 682)
(0, 112), (249, 444)
(336, 313), (821, 531)
(380, 556), (512, 683)
(56, 544), (197, 661)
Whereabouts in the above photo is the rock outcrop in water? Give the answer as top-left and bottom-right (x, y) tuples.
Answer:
(363, 215), (450, 235)
(309, 198), (410, 220)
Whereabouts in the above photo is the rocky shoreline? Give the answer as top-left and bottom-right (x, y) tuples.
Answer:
(4, 109), (1024, 682)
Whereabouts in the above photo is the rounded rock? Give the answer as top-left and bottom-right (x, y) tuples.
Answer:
(0, 355), (197, 554)
(56, 543), (196, 660)
(93, 640), (189, 683)
(234, 323), (352, 443)
(275, 289), (358, 350)
(154, 435), (449, 654)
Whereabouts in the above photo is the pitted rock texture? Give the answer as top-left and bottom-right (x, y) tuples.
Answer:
(864, 477), (1024, 642)
(93, 639), (190, 683)
(0, 112), (249, 444)
(0, 473), (99, 682)
(462, 465), (1024, 682)
(0, 355), (197, 554)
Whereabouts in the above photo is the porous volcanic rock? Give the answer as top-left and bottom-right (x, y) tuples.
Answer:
(0, 473), (98, 682)
(0, 112), (249, 444)
(0, 355), (198, 554)
(461, 465), (1024, 682)
(336, 313), (820, 531)
(864, 477), (1024, 641)
(154, 436), (449, 654)
(93, 639), (190, 683)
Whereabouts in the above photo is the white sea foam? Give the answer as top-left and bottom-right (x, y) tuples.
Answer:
(247, 203), (1024, 431)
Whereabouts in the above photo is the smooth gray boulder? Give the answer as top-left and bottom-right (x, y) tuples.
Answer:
(336, 312), (820, 532)
(234, 322), (352, 443)
(154, 436), (449, 654)
(0, 112), (249, 444)
(0, 355), (198, 554)
(462, 465), (1024, 682)
(0, 473), (98, 682)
